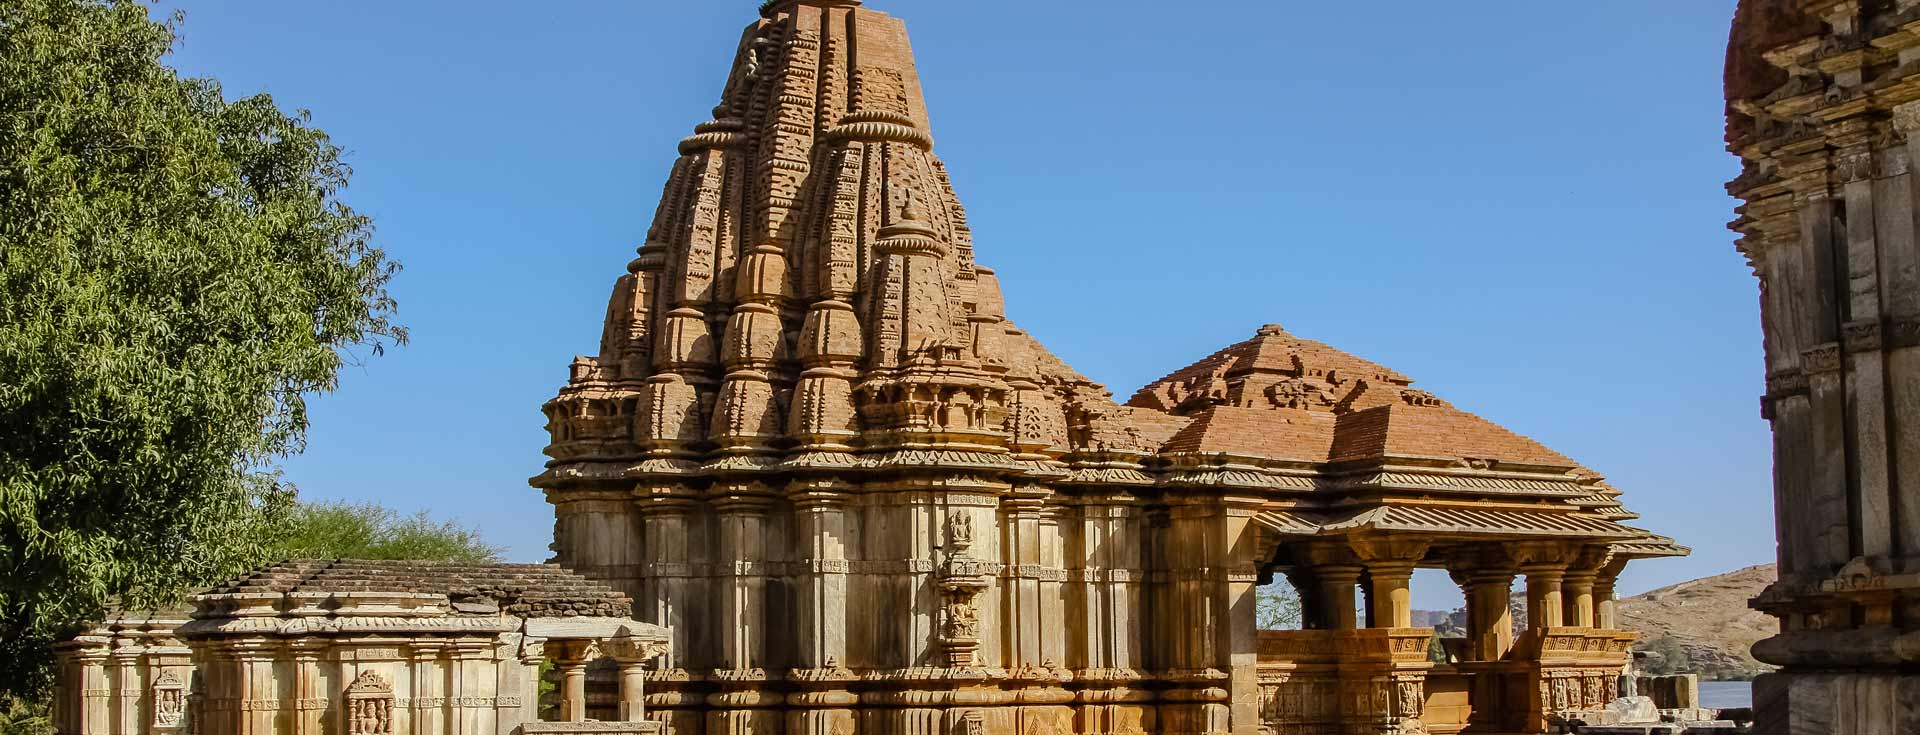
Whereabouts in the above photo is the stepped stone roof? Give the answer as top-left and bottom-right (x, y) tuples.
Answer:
(200, 560), (632, 619)
(1132, 324), (1575, 469)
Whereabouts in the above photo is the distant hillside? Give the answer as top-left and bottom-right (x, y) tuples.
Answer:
(1617, 564), (1778, 679)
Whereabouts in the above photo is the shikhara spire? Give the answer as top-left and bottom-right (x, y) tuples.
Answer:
(544, 0), (1119, 475)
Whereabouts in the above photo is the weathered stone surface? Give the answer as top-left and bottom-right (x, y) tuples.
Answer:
(54, 562), (670, 735)
(1725, 2), (1920, 734)
(1607, 696), (1660, 724)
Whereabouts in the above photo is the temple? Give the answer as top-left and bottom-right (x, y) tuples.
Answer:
(51, 561), (671, 735)
(1725, 1), (1920, 734)
(531, 2), (1685, 734)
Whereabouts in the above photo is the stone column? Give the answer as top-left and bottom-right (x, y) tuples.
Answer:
(548, 641), (594, 723)
(75, 648), (108, 735)
(1595, 559), (1628, 631)
(787, 479), (856, 735)
(231, 642), (277, 735)
(410, 640), (447, 735)
(452, 640), (496, 735)
(1283, 568), (1325, 631)
(108, 643), (137, 735)
(632, 483), (701, 733)
(709, 482), (782, 734)
(1513, 544), (1574, 633)
(1352, 536), (1429, 630)
(604, 636), (662, 724)
(290, 642), (325, 735)
(790, 480), (851, 669)
(1317, 566), (1363, 631)
(1562, 571), (1597, 629)
(1564, 546), (1613, 630)
(1460, 569), (1517, 661)
(1224, 500), (1265, 735)
(1524, 566), (1565, 631)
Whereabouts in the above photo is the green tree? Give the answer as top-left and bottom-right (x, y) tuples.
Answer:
(1637, 634), (1695, 676)
(0, 0), (402, 697)
(0, 696), (51, 735)
(1257, 582), (1303, 630)
(271, 502), (501, 564)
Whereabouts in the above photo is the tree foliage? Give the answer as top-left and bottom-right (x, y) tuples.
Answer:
(271, 502), (501, 565)
(1636, 634), (1695, 676)
(0, 0), (402, 697)
(0, 697), (51, 735)
(1256, 582), (1303, 630)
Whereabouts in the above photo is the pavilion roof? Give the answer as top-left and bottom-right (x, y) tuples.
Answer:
(199, 560), (632, 619)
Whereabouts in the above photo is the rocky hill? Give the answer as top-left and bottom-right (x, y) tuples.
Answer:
(1616, 564), (1778, 679)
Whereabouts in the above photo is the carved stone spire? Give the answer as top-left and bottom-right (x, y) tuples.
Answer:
(539, 1), (1105, 475)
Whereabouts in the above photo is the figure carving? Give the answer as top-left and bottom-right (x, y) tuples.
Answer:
(947, 511), (973, 550)
(152, 670), (187, 729)
(1395, 680), (1422, 718)
(345, 671), (394, 735)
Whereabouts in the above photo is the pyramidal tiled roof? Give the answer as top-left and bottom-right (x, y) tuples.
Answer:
(1129, 324), (1574, 470)
(200, 560), (632, 619)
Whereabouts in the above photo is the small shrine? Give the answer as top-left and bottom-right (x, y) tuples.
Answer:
(54, 561), (670, 735)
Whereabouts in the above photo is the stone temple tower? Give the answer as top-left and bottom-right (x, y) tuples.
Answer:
(536, 2), (1680, 734)
(1726, 1), (1920, 733)
(533, 3), (1153, 731)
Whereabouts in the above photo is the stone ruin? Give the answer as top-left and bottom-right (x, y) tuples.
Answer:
(54, 561), (669, 735)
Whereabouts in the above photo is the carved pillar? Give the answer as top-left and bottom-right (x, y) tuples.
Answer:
(1525, 567), (1565, 630)
(452, 640), (496, 735)
(1513, 545), (1572, 633)
(409, 640), (446, 735)
(1460, 568), (1517, 662)
(549, 641), (594, 723)
(1155, 497), (1237, 735)
(1224, 500), (1264, 735)
(1595, 559), (1628, 631)
(786, 480), (856, 735)
(1351, 536), (1430, 630)
(604, 637), (662, 723)
(632, 483), (702, 732)
(1317, 566), (1364, 632)
(290, 642), (325, 735)
(232, 642), (277, 735)
(108, 644), (136, 735)
(1564, 547), (1612, 629)
(1562, 572), (1597, 629)
(709, 482), (782, 734)
(1278, 568), (1321, 630)
(1066, 493), (1149, 735)
(76, 648), (108, 735)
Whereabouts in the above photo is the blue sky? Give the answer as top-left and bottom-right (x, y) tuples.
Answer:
(152, 0), (1758, 610)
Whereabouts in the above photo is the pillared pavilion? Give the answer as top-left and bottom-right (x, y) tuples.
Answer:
(532, 1), (1684, 734)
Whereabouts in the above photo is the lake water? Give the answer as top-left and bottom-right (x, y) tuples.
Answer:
(1699, 681), (1753, 709)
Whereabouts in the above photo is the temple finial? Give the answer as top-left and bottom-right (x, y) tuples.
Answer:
(760, 0), (862, 18)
